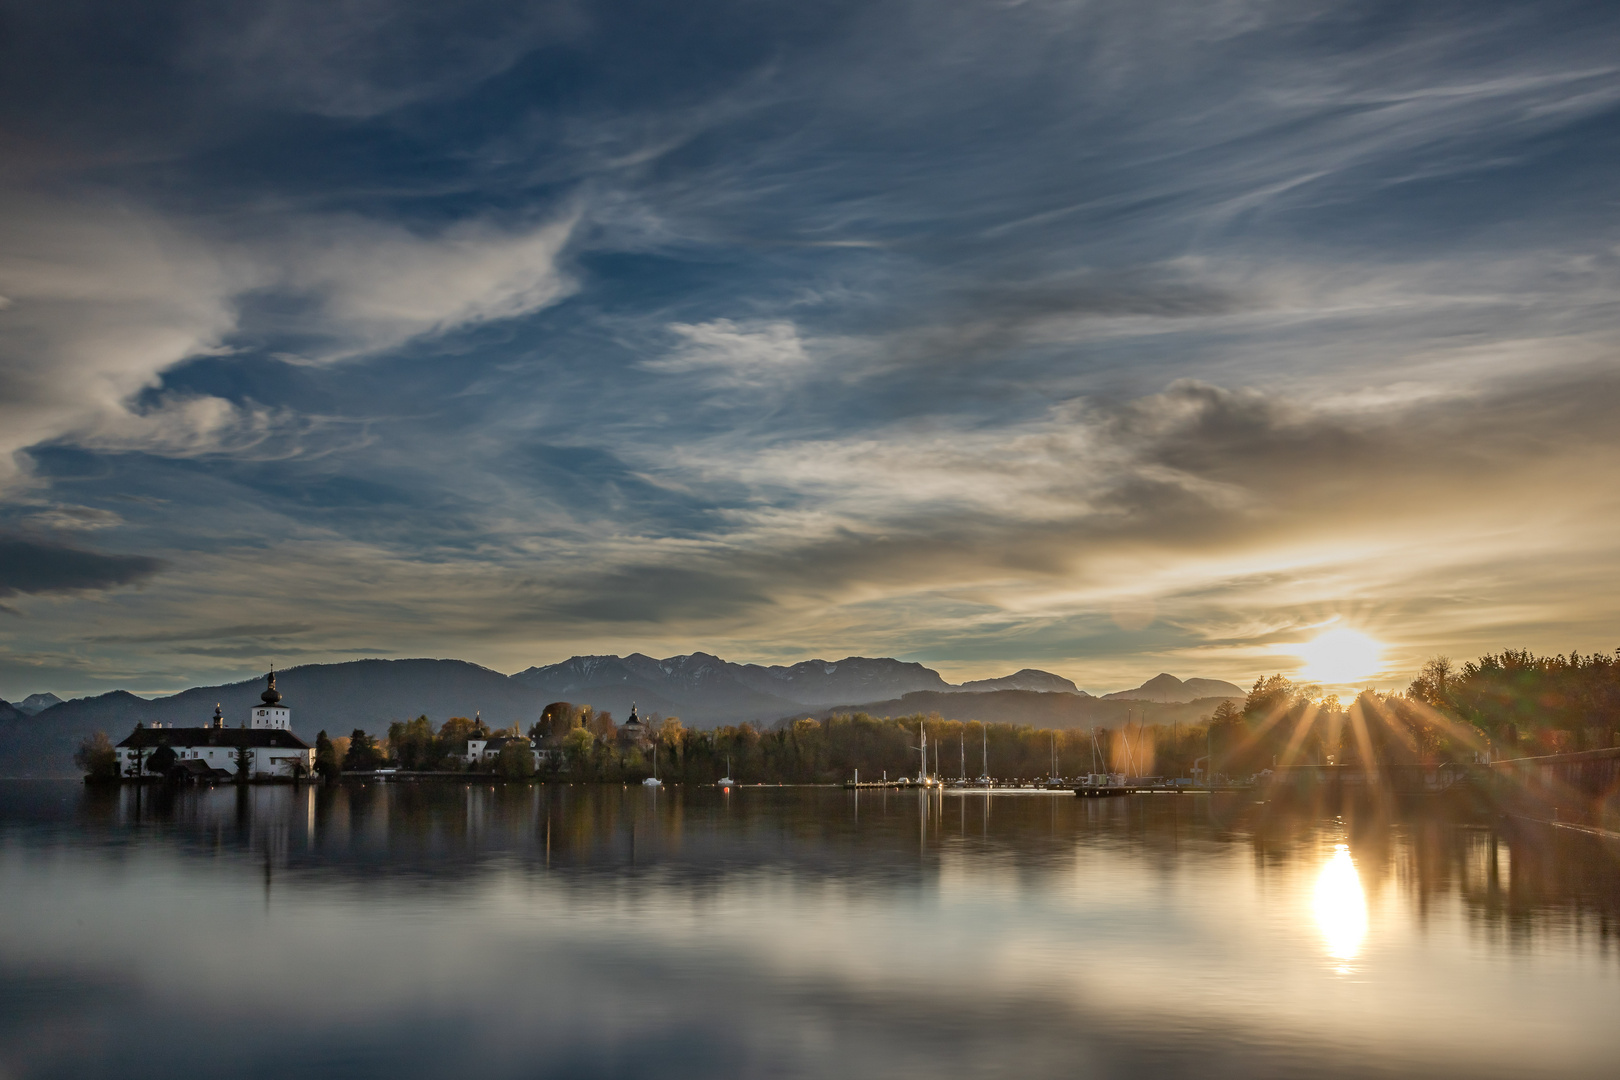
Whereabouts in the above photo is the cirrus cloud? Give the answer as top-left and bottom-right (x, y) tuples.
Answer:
(0, 191), (578, 490)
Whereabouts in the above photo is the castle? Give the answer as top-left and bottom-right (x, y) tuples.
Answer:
(114, 670), (314, 781)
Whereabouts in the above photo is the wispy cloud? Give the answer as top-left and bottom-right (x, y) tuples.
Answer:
(180, 0), (589, 119)
(0, 191), (578, 490)
(267, 213), (579, 360)
(2, 0), (1620, 697)
(639, 320), (812, 386)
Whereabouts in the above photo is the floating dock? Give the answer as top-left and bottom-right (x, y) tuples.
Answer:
(843, 780), (943, 789)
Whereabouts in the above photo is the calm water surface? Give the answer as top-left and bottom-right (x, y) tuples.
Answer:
(0, 780), (1616, 1079)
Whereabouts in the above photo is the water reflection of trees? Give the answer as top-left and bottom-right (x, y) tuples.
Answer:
(1243, 795), (1620, 947)
(54, 781), (1620, 945)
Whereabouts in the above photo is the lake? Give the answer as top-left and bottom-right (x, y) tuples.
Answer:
(0, 780), (1615, 1078)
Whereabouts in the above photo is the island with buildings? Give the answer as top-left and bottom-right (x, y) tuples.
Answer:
(112, 672), (315, 781)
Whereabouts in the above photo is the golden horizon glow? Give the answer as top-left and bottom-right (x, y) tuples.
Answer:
(1297, 627), (1382, 685)
(1314, 844), (1368, 965)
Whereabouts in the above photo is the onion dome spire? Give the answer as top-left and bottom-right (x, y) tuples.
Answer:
(261, 668), (282, 706)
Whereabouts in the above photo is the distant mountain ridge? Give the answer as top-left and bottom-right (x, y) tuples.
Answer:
(957, 669), (1082, 694)
(805, 689), (1237, 731)
(510, 652), (957, 717)
(15, 693), (62, 715)
(1103, 673), (1245, 703)
(3, 653), (1241, 776)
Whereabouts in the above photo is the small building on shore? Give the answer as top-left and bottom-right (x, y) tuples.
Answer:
(114, 671), (314, 780)
(464, 734), (546, 770)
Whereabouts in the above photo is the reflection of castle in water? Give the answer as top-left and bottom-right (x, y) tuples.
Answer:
(67, 782), (1620, 946)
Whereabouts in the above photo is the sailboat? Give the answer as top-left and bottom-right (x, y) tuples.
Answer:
(1045, 731), (1066, 788)
(717, 755), (735, 787)
(911, 722), (939, 787)
(643, 744), (662, 787)
(975, 724), (993, 787)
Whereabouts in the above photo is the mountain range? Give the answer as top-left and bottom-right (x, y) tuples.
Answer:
(808, 690), (1243, 732)
(0, 653), (1244, 776)
(1103, 673), (1245, 703)
(508, 652), (955, 721)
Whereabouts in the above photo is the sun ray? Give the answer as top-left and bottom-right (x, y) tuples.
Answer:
(1346, 696), (1380, 782)
(1278, 701), (1322, 769)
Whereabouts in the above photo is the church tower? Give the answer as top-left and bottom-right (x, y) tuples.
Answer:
(250, 669), (291, 731)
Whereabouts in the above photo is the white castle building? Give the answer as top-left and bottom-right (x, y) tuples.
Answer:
(115, 670), (314, 781)
(250, 670), (292, 731)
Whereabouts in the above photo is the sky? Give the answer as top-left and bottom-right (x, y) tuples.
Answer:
(2, 0), (1619, 699)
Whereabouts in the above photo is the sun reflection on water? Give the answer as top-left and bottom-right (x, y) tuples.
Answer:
(1314, 843), (1368, 968)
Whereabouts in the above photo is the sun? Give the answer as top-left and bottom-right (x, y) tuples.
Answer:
(1297, 627), (1382, 685)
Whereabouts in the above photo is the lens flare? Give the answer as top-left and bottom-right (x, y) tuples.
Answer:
(1314, 844), (1368, 963)
(1298, 627), (1382, 684)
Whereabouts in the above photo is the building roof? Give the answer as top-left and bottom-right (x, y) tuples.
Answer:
(116, 725), (311, 750)
(260, 668), (283, 707)
(480, 736), (533, 749)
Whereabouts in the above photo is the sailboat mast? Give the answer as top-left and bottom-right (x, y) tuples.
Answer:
(1124, 709), (1138, 777)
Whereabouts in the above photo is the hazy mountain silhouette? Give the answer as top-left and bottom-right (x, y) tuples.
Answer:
(510, 652), (953, 718)
(1102, 673), (1244, 703)
(803, 690), (1234, 731)
(956, 669), (1081, 693)
(15, 693), (62, 715)
(3, 654), (1240, 775)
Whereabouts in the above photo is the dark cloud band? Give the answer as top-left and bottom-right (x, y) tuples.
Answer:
(0, 536), (164, 597)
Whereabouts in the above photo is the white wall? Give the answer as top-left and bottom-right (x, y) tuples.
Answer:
(250, 707), (291, 731)
(118, 745), (313, 778)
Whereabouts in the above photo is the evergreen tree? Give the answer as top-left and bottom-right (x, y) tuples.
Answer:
(315, 730), (341, 778)
(343, 729), (385, 771)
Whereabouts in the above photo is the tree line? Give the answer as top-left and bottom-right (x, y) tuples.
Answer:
(356, 647), (1620, 782)
(77, 646), (1620, 782)
(1183, 646), (1620, 780)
